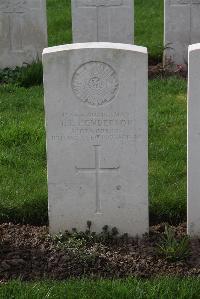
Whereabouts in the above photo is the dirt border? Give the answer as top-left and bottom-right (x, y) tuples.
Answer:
(0, 223), (200, 281)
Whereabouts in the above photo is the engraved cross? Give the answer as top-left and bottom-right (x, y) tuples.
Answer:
(170, 0), (200, 43)
(0, 1), (27, 52)
(77, 0), (123, 41)
(75, 145), (120, 213)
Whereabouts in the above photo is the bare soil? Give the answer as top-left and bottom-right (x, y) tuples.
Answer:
(0, 223), (200, 281)
(148, 63), (187, 79)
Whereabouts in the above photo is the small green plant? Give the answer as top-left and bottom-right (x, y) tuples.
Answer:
(52, 229), (98, 267)
(157, 224), (190, 262)
(0, 61), (43, 87)
(53, 222), (124, 252)
(0, 67), (21, 84)
(18, 61), (43, 87)
(53, 231), (87, 251)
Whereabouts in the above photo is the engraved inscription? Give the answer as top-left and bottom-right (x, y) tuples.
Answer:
(76, 0), (123, 7)
(76, 145), (120, 213)
(170, 0), (200, 5)
(72, 62), (119, 107)
(58, 111), (135, 143)
(0, 0), (27, 13)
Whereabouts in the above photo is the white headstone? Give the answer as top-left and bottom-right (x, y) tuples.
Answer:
(72, 0), (134, 43)
(43, 42), (148, 237)
(0, 0), (47, 69)
(188, 43), (200, 236)
(164, 0), (200, 65)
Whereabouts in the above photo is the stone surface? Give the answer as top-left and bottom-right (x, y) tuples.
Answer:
(0, 0), (47, 69)
(72, 0), (134, 43)
(188, 43), (200, 237)
(43, 42), (148, 237)
(164, 0), (200, 65)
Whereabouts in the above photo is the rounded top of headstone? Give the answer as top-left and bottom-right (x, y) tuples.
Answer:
(43, 43), (147, 55)
(72, 61), (119, 106)
(189, 43), (200, 53)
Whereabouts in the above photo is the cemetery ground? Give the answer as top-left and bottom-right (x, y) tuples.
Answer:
(1, 278), (200, 299)
(0, 0), (199, 296)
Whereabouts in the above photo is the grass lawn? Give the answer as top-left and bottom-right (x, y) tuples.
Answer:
(0, 78), (186, 225)
(1, 278), (200, 299)
(149, 78), (187, 223)
(47, 0), (164, 60)
(0, 85), (47, 224)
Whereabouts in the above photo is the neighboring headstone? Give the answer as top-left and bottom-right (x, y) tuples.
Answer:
(43, 42), (148, 236)
(0, 0), (47, 69)
(164, 0), (200, 65)
(72, 0), (134, 43)
(188, 43), (200, 236)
